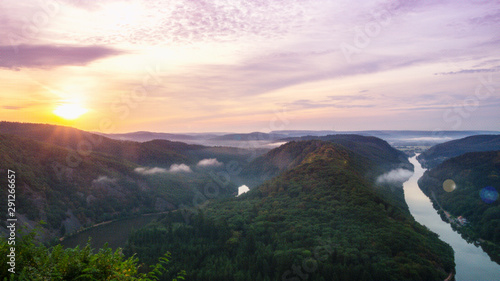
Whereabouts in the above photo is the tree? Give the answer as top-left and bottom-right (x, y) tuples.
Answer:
(0, 227), (185, 280)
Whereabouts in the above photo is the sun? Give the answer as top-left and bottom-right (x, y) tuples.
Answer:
(53, 103), (89, 120)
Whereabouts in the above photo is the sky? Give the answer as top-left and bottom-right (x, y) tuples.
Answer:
(0, 0), (499, 133)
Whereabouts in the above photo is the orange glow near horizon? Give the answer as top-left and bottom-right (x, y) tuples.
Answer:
(53, 103), (89, 120)
(1, 1), (499, 132)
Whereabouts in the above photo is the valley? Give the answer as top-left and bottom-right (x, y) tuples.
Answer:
(1, 122), (499, 280)
(2, 2), (499, 279)
(123, 140), (454, 280)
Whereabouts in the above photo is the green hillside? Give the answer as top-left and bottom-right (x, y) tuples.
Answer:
(283, 134), (412, 170)
(417, 134), (500, 169)
(241, 135), (412, 187)
(240, 136), (414, 212)
(0, 130), (244, 240)
(125, 141), (455, 280)
(418, 151), (500, 263)
(239, 141), (335, 187)
(0, 121), (254, 167)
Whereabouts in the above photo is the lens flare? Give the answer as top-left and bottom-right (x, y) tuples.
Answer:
(480, 186), (499, 204)
(443, 179), (456, 192)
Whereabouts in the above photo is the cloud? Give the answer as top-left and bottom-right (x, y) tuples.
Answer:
(2, 106), (23, 110)
(135, 164), (192, 175)
(168, 164), (192, 173)
(197, 158), (223, 167)
(134, 167), (168, 175)
(60, 0), (108, 11)
(75, 0), (316, 46)
(0, 44), (125, 69)
(473, 59), (500, 68)
(158, 46), (466, 103)
(283, 97), (376, 110)
(1, 0), (500, 132)
(470, 10), (500, 25)
(170, 0), (500, 101)
(434, 68), (500, 75)
(92, 176), (117, 184)
(376, 169), (413, 185)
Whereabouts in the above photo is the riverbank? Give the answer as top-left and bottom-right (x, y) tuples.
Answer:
(58, 212), (169, 250)
(418, 158), (500, 266)
(403, 155), (500, 280)
(59, 211), (170, 243)
(431, 194), (500, 266)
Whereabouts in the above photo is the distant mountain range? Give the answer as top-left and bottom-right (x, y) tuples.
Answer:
(95, 127), (499, 146)
(95, 131), (219, 142)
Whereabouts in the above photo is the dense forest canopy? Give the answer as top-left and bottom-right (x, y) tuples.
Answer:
(125, 141), (454, 280)
(0, 123), (459, 280)
(0, 127), (248, 240)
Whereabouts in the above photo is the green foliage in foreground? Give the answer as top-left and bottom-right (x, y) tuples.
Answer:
(126, 142), (455, 281)
(0, 228), (185, 281)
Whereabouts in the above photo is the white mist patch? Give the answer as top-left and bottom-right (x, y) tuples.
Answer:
(197, 158), (223, 167)
(135, 167), (168, 175)
(92, 176), (117, 184)
(399, 137), (453, 142)
(376, 169), (414, 184)
(267, 141), (288, 147)
(238, 185), (250, 196)
(168, 164), (192, 173)
(135, 164), (192, 175)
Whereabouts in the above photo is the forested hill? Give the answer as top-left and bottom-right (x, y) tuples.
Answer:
(0, 124), (256, 240)
(241, 135), (412, 188)
(417, 134), (500, 169)
(0, 121), (201, 166)
(418, 150), (500, 263)
(0, 122), (263, 167)
(125, 140), (455, 280)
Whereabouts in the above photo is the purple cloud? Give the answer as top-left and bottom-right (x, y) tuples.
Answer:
(155, 51), (435, 100)
(435, 67), (500, 75)
(470, 9), (500, 25)
(285, 98), (376, 110)
(2, 106), (23, 110)
(59, 0), (108, 11)
(0, 44), (125, 69)
(77, 0), (315, 46)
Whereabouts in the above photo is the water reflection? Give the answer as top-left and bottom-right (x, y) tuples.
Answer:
(60, 214), (162, 250)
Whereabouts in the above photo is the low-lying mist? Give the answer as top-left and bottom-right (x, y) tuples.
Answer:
(134, 164), (192, 175)
(376, 168), (414, 185)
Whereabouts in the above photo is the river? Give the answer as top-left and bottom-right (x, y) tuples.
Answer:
(60, 213), (164, 250)
(60, 155), (500, 279)
(403, 155), (500, 281)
